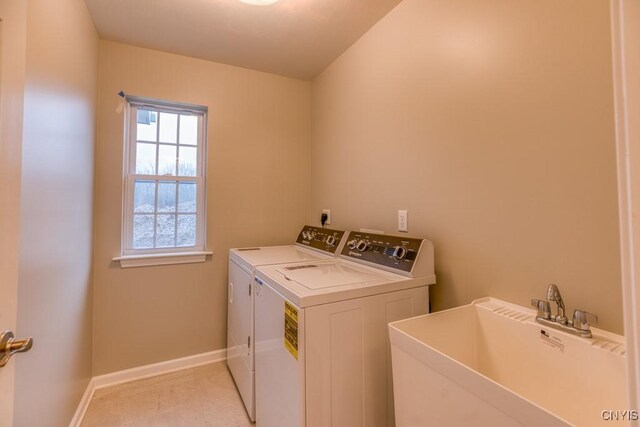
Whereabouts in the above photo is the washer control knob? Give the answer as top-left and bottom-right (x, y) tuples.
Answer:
(347, 239), (358, 250)
(326, 236), (336, 246)
(357, 240), (370, 252)
(393, 246), (408, 260)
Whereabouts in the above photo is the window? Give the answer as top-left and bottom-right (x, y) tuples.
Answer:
(116, 96), (209, 267)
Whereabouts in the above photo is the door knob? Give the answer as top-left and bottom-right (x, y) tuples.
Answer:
(0, 330), (33, 367)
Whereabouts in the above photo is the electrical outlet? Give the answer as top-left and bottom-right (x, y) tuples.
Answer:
(398, 210), (408, 232)
(322, 209), (331, 225)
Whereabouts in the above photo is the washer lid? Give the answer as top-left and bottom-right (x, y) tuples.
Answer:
(275, 262), (388, 289)
(230, 245), (330, 268)
(256, 259), (430, 308)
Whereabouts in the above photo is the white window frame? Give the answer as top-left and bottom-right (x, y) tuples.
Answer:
(114, 96), (211, 267)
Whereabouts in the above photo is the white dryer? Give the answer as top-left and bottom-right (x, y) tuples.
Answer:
(254, 231), (436, 427)
(227, 225), (346, 421)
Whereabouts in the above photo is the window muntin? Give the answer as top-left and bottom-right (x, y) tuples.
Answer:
(123, 100), (206, 255)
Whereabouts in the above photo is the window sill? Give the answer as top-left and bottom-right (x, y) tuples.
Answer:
(113, 251), (212, 268)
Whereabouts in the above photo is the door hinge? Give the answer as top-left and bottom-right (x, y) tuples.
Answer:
(248, 336), (251, 349)
(249, 283), (252, 296)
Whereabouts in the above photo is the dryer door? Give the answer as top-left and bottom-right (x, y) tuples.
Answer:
(227, 259), (255, 420)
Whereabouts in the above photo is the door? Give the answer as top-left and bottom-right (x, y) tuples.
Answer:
(0, 11), (19, 426)
(0, 2), (28, 425)
(612, 0), (640, 412)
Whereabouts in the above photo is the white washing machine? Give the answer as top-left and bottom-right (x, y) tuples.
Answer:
(227, 225), (347, 421)
(254, 231), (436, 427)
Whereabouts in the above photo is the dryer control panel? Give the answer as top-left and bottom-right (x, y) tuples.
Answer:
(296, 226), (346, 255)
(341, 232), (423, 274)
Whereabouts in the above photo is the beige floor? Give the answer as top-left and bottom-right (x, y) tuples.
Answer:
(81, 362), (254, 427)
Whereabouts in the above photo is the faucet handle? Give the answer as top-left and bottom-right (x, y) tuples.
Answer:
(531, 299), (551, 320)
(572, 309), (598, 332)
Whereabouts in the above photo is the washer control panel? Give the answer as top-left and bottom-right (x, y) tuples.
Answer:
(341, 231), (422, 273)
(296, 225), (346, 254)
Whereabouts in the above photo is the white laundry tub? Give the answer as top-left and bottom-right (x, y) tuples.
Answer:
(389, 298), (628, 426)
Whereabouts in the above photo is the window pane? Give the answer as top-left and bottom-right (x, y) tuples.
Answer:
(177, 214), (196, 247)
(156, 214), (176, 248)
(178, 182), (197, 213)
(137, 110), (157, 142)
(178, 146), (197, 176)
(158, 182), (177, 213)
(159, 112), (178, 144)
(133, 214), (155, 249)
(136, 143), (156, 174)
(158, 145), (177, 175)
(179, 115), (198, 145)
(134, 181), (155, 213)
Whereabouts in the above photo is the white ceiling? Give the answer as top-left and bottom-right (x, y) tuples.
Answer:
(84, 0), (403, 80)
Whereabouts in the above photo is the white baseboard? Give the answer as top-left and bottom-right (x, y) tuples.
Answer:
(68, 378), (96, 427)
(92, 348), (227, 389)
(69, 348), (227, 427)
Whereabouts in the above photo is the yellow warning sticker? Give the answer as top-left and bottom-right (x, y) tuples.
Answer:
(284, 301), (298, 360)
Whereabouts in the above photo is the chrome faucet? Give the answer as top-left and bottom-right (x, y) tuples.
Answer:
(531, 298), (550, 320)
(545, 283), (567, 325)
(531, 283), (598, 338)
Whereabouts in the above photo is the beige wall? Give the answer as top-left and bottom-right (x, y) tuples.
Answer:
(93, 41), (310, 375)
(311, 0), (623, 332)
(14, 0), (98, 425)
